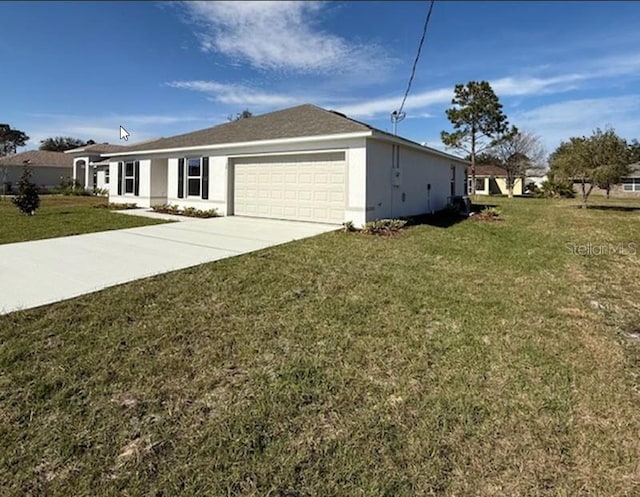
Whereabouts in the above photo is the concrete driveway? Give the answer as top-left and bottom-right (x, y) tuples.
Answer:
(0, 217), (337, 314)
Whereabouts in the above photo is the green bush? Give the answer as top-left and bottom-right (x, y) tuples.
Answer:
(481, 206), (502, 218)
(12, 167), (40, 215)
(361, 219), (407, 235)
(94, 202), (138, 210)
(151, 204), (219, 218)
(52, 178), (91, 196)
(342, 220), (355, 233)
(538, 179), (575, 198)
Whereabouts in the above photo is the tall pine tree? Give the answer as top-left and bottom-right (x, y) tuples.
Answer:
(441, 81), (516, 195)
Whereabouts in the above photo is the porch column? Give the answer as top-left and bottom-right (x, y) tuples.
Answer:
(72, 159), (77, 182)
(85, 161), (90, 189)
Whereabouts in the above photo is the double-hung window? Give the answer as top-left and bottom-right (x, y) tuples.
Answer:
(125, 161), (135, 194)
(187, 158), (201, 197)
(178, 157), (209, 199)
(117, 160), (139, 196)
(623, 178), (640, 192)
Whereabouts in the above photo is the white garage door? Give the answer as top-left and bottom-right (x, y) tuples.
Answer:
(234, 152), (346, 224)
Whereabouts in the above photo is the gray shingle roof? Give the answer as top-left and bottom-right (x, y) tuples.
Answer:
(66, 143), (129, 154)
(626, 162), (640, 177)
(0, 150), (72, 168)
(113, 104), (372, 154)
(473, 164), (510, 177)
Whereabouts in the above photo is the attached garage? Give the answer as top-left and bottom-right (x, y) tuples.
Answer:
(232, 152), (346, 224)
(105, 104), (469, 227)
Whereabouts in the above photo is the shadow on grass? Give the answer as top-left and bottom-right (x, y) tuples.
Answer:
(406, 212), (465, 229)
(576, 205), (640, 212)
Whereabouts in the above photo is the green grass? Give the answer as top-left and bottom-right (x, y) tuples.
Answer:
(1, 197), (640, 495)
(0, 196), (168, 245)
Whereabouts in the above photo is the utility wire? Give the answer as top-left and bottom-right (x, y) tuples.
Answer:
(396, 0), (436, 117)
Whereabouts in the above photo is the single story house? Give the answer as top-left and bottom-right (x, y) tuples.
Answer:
(0, 150), (72, 193)
(65, 143), (130, 191)
(469, 164), (524, 196)
(101, 104), (469, 226)
(525, 166), (548, 189)
(571, 162), (640, 197)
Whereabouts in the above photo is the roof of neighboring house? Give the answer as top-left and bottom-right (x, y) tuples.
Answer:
(0, 150), (72, 168)
(65, 143), (129, 155)
(113, 104), (371, 154)
(472, 164), (510, 177)
(625, 162), (640, 177)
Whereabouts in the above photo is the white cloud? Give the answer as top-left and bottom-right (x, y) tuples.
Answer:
(491, 73), (585, 96)
(334, 88), (453, 118)
(182, 1), (384, 74)
(512, 95), (640, 151)
(166, 80), (301, 107)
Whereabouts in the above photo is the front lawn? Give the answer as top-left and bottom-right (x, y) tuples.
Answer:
(0, 196), (167, 244)
(1, 197), (639, 495)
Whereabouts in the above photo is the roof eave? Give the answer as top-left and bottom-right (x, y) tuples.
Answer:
(101, 131), (373, 158)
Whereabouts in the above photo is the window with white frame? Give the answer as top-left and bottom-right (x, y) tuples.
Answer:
(105, 168), (110, 184)
(124, 161), (135, 194)
(187, 158), (201, 196)
(475, 178), (486, 192)
(623, 178), (640, 192)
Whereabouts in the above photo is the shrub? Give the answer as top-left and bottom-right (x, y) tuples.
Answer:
(361, 219), (407, 235)
(342, 220), (356, 233)
(94, 202), (138, 210)
(525, 182), (540, 195)
(151, 204), (219, 218)
(538, 179), (575, 198)
(482, 206), (502, 217)
(93, 187), (109, 196)
(472, 206), (503, 222)
(52, 178), (91, 196)
(12, 166), (40, 215)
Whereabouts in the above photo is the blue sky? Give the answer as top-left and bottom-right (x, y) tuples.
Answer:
(2, 1), (639, 156)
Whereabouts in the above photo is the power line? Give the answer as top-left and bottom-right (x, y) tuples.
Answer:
(392, 0), (436, 134)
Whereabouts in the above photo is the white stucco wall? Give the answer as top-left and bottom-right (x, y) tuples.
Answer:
(365, 138), (467, 221)
(108, 159), (152, 207)
(95, 169), (108, 191)
(105, 135), (465, 224)
(128, 137), (369, 221)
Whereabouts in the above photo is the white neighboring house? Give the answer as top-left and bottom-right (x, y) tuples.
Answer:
(64, 143), (129, 191)
(0, 150), (72, 192)
(526, 166), (548, 189)
(102, 104), (469, 226)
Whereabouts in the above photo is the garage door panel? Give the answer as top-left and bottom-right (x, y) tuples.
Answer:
(234, 154), (345, 224)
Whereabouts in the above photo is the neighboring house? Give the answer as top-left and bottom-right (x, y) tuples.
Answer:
(469, 164), (525, 196)
(64, 143), (130, 191)
(570, 161), (640, 197)
(0, 150), (72, 192)
(526, 166), (548, 189)
(101, 104), (469, 226)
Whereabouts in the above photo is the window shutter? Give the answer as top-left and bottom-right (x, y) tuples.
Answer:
(134, 161), (140, 196)
(177, 158), (184, 198)
(201, 157), (209, 200)
(117, 161), (123, 195)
